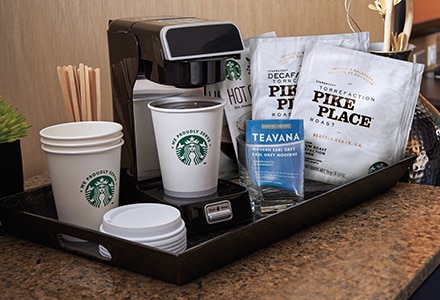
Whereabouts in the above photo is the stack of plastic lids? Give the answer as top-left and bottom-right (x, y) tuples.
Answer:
(99, 203), (186, 258)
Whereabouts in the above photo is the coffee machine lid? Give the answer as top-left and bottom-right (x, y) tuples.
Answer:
(158, 20), (244, 61)
(127, 17), (244, 62)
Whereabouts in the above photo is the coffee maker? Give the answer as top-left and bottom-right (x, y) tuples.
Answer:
(107, 16), (253, 235)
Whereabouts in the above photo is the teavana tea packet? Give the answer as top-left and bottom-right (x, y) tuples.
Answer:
(290, 42), (424, 185)
(250, 32), (369, 121)
(245, 119), (304, 215)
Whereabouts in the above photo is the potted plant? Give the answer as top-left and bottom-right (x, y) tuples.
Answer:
(0, 95), (31, 197)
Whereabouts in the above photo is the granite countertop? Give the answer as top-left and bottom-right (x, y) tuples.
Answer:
(1, 178), (440, 299)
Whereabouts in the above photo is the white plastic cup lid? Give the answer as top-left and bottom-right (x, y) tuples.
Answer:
(99, 245), (112, 259)
(99, 219), (185, 244)
(151, 235), (187, 252)
(101, 203), (183, 239)
(142, 226), (186, 247)
(168, 237), (187, 252)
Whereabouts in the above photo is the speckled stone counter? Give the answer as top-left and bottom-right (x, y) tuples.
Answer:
(1, 179), (440, 299)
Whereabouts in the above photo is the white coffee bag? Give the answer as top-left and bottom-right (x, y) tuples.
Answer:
(205, 32), (276, 158)
(290, 42), (425, 185)
(250, 32), (370, 120)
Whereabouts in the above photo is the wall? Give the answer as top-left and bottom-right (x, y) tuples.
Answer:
(0, 0), (382, 179)
(414, 0), (440, 23)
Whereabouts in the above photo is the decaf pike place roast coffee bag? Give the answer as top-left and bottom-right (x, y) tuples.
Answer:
(250, 32), (369, 121)
(290, 42), (424, 185)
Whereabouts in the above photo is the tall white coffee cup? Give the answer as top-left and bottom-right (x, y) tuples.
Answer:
(148, 96), (226, 198)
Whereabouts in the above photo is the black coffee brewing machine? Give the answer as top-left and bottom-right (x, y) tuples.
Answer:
(107, 16), (253, 235)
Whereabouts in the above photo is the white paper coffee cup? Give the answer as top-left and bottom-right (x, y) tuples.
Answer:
(40, 132), (123, 148)
(42, 141), (123, 231)
(40, 121), (122, 140)
(148, 96), (226, 198)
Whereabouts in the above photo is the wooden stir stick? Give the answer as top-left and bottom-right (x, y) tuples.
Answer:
(56, 64), (102, 122)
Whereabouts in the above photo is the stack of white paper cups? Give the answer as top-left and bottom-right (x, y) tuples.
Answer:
(40, 121), (124, 240)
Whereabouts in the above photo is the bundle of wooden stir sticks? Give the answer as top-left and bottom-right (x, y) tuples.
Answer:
(56, 64), (101, 122)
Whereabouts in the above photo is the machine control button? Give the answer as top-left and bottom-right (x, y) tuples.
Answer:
(205, 200), (233, 224)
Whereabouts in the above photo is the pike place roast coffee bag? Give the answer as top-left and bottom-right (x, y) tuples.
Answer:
(290, 42), (424, 185)
(250, 32), (369, 120)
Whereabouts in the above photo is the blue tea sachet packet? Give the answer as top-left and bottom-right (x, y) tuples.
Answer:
(245, 119), (304, 215)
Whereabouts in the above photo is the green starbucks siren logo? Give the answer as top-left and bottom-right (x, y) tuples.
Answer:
(368, 161), (389, 174)
(175, 135), (208, 166)
(80, 171), (117, 208)
(225, 59), (242, 81)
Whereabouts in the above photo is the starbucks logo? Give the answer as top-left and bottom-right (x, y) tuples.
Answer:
(80, 172), (117, 208)
(225, 60), (241, 81)
(175, 135), (208, 166)
(368, 161), (389, 174)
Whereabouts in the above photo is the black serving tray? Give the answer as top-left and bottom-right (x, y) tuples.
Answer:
(0, 156), (415, 285)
